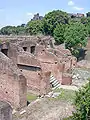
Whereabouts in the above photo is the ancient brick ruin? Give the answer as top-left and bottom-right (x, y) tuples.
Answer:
(0, 52), (27, 109)
(0, 101), (12, 120)
(0, 35), (77, 109)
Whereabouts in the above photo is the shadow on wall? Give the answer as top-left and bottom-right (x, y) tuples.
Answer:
(77, 48), (87, 61)
(1, 48), (8, 56)
(23, 47), (27, 51)
(17, 64), (41, 71)
(31, 46), (35, 54)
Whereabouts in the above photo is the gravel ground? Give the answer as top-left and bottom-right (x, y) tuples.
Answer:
(72, 68), (90, 87)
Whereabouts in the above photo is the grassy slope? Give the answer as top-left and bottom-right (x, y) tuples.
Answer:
(48, 88), (76, 103)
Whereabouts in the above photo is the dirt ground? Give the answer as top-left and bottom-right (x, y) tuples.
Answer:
(13, 97), (74, 120)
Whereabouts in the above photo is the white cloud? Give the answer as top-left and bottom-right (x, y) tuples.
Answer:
(68, 1), (74, 6)
(68, 1), (84, 11)
(73, 6), (84, 11)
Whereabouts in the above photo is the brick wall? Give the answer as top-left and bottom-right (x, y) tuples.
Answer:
(0, 52), (27, 109)
(0, 101), (12, 120)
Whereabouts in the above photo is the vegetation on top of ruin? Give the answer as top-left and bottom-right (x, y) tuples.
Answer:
(0, 10), (90, 57)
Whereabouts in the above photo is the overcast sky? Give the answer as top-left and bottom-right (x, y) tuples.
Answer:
(0, 0), (89, 28)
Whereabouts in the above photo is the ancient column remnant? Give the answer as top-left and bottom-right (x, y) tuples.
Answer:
(0, 101), (12, 120)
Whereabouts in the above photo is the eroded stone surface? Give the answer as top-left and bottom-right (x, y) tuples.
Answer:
(0, 52), (27, 109)
(0, 101), (12, 120)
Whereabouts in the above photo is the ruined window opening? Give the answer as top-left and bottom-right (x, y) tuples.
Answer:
(23, 47), (27, 51)
(17, 64), (41, 71)
(31, 46), (35, 54)
(1, 49), (8, 56)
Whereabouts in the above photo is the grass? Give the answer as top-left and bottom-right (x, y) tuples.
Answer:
(27, 93), (37, 102)
(0, 40), (2, 44)
(63, 116), (73, 120)
(48, 88), (76, 103)
(27, 88), (76, 103)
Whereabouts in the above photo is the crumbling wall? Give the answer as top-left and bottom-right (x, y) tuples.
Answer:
(8, 43), (23, 63)
(0, 101), (12, 120)
(0, 35), (76, 93)
(17, 52), (41, 67)
(0, 52), (27, 109)
(35, 48), (63, 82)
(17, 52), (51, 94)
(40, 71), (51, 94)
(37, 35), (54, 48)
(46, 47), (73, 84)
(18, 40), (36, 53)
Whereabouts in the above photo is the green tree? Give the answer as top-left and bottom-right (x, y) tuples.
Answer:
(42, 10), (69, 36)
(0, 26), (17, 35)
(26, 20), (43, 35)
(73, 81), (90, 120)
(54, 23), (65, 44)
(64, 22), (88, 56)
(64, 82), (90, 120)
(0, 24), (26, 35)
(15, 25), (26, 35)
(85, 17), (90, 36)
(86, 12), (90, 17)
(81, 17), (88, 24)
